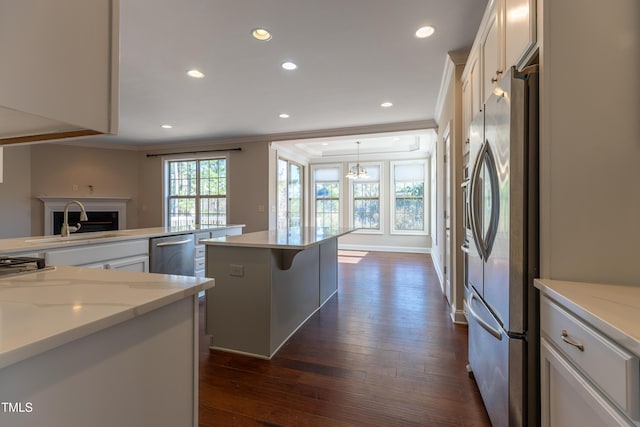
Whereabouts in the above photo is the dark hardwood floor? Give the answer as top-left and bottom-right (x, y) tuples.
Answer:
(198, 251), (491, 426)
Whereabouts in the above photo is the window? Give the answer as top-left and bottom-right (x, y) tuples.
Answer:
(391, 160), (427, 234)
(277, 158), (304, 229)
(349, 163), (382, 233)
(167, 158), (227, 227)
(312, 165), (341, 233)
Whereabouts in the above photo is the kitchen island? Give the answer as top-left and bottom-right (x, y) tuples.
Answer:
(0, 266), (213, 427)
(0, 224), (244, 254)
(203, 227), (354, 359)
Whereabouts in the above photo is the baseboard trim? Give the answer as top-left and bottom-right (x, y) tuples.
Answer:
(431, 253), (444, 286)
(338, 244), (430, 254)
(450, 306), (468, 325)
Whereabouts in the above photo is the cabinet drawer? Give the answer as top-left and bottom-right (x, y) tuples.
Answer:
(195, 258), (205, 271)
(46, 239), (149, 267)
(194, 232), (210, 244)
(194, 245), (206, 258)
(541, 296), (640, 419)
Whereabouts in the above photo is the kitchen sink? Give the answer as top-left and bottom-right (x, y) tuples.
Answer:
(24, 232), (130, 244)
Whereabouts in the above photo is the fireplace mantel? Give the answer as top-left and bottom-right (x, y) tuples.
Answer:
(38, 197), (130, 235)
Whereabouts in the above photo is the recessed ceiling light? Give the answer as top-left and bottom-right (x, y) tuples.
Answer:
(186, 69), (205, 78)
(252, 28), (272, 41)
(281, 61), (297, 71)
(381, 102), (393, 108)
(279, 113), (290, 118)
(321, 143), (329, 146)
(415, 26), (435, 38)
(161, 124), (173, 129)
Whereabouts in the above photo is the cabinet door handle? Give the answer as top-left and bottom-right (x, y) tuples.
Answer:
(561, 330), (584, 351)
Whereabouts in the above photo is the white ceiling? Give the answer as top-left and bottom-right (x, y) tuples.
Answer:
(92, 0), (487, 152)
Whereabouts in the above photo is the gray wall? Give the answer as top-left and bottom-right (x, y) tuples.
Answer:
(434, 54), (466, 320)
(29, 144), (140, 236)
(539, 0), (640, 285)
(0, 146), (32, 238)
(1, 136), (438, 257)
(139, 140), (271, 233)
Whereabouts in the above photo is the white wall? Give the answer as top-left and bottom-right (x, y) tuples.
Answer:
(0, 145), (32, 238)
(539, 0), (640, 285)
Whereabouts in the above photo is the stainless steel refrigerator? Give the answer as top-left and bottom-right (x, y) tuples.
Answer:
(466, 65), (539, 427)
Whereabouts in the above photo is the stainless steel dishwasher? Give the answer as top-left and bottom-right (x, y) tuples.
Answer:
(149, 234), (195, 276)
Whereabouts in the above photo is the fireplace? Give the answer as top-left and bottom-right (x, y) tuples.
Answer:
(39, 197), (129, 236)
(52, 211), (119, 235)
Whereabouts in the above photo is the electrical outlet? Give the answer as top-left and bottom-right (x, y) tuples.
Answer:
(72, 184), (78, 191)
(257, 205), (265, 212)
(229, 264), (244, 277)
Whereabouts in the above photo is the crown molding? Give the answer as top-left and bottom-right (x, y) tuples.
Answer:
(121, 120), (438, 153)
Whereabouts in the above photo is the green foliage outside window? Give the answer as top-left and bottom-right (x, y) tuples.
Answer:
(168, 158), (227, 227)
(394, 181), (424, 230)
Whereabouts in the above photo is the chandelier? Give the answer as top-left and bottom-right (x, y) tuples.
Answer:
(345, 141), (369, 179)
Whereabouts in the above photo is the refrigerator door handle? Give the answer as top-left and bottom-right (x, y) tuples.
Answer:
(483, 142), (501, 258)
(468, 292), (502, 340)
(469, 142), (487, 259)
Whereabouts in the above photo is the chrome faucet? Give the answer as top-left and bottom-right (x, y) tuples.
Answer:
(61, 200), (88, 237)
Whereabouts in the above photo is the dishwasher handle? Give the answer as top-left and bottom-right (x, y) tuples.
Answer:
(155, 238), (193, 247)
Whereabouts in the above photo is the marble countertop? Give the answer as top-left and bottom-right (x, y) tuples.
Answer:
(0, 265), (214, 370)
(202, 226), (355, 249)
(535, 279), (640, 357)
(0, 224), (245, 254)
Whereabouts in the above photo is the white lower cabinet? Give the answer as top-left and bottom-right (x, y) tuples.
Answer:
(540, 295), (639, 426)
(80, 263), (107, 270)
(105, 255), (149, 272)
(541, 338), (633, 427)
(194, 227), (243, 277)
(44, 239), (149, 272)
(193, 232), (210, 278)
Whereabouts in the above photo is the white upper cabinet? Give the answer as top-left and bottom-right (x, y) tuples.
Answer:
(462, 53), (480, 144)
(461, 0), (538, 122)
(0, 0), (118, 145)
(469, 55), (481, 117)
(504, 0), (537, 69)
(481, 10), (503, 105)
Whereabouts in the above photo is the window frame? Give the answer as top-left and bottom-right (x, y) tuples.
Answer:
(276, 157), (305, 230)
(348, 161), (384, 235)
(163, 153), (229, 228)
(310, 163), (343, 231)
(390, 159), (428, 236)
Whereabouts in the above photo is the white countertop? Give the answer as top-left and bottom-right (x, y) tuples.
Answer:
(201, 226), (355, 249)
(0, 266), (214, 369)
(0, 224), (244, 254)
(535, 279), (640, 357)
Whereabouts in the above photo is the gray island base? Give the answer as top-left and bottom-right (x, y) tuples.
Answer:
(203, 227), (354, 359)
